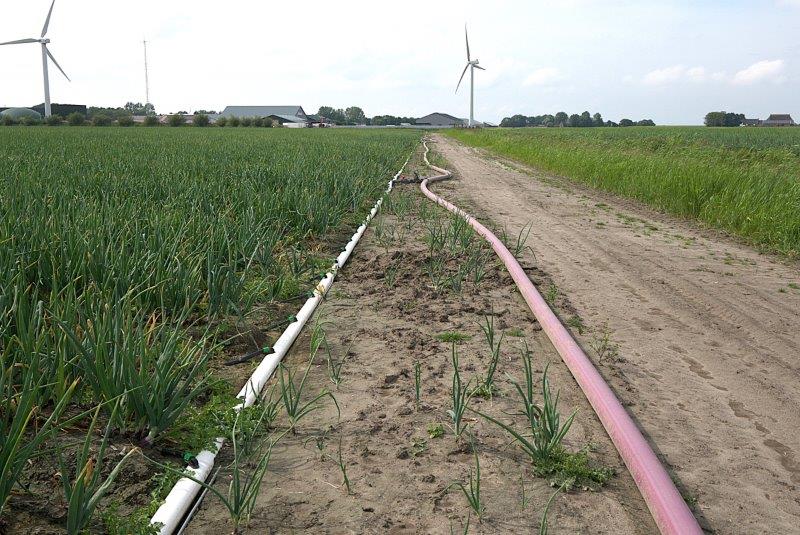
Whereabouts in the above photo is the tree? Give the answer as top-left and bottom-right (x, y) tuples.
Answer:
(67, 112), (85, 126)
(500, 114), (527, 127)
(167, 114), (186, 127)
(194, 109), (217, 115)
(143, 115), (159, 127)
(193, 114), (210, 127)
(124, 102), (156, 116)
(45, 114), (63, 126)
(619, 118), (634, 127)
(117, 115), (134, 127)
(554, 112), (568, 126)
(592, 113), (604, 127)
(216, 117), (228, 127)
(567, 114), (581, 127)
(92, 114), (112, 126)
(318, 106), (346, 125)
(345, 106), (366, 125)
(228, 116), (241, 127)
(704, 112), (725, 127)
(578, 111), (592, 127)
(637, 119), (656, 126)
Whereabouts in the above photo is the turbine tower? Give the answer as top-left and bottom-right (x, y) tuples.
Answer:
(143, 39), (150, 105)
(0, 0), (70, 117)
(455, 25), (485, 127)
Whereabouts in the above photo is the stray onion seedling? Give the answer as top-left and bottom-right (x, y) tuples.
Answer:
(447, 344), (475, 439)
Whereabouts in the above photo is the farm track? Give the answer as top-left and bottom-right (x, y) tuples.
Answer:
(432, 134), (800, 534)
(189, 145), (656, 533)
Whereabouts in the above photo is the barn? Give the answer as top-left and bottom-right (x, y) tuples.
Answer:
(415, 112), (466, 127)
(218, 106), (309, 127)
(762, 114), (795, 127)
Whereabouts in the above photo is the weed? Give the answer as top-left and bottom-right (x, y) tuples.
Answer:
(589, 325), (619, 364)
(566, 316), (585, 335)
(410, 437), (428, 457)
(427, 423), (445, 439)
(436, 331), (472, 344)
(506, 327), (525, 338)
(384, 263), (401, 289)
(539, 482), (567, 535)
(325, 436), (352, 494)
(544, 283), (559, 307)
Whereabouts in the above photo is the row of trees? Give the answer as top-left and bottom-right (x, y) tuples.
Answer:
(316, 106), (415, 126)
(704, 112), (746, 127)
(500, 111), (655, 128)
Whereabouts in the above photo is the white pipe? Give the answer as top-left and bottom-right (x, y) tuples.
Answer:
(149, 154), (411, 534)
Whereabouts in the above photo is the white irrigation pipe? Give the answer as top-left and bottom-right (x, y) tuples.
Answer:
(149, 155), (410, 535)
(419, 139), (701, 535)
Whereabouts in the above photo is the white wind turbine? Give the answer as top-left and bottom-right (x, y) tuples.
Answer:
(455, 25), (485, 128)
(0, 0), (70, 117)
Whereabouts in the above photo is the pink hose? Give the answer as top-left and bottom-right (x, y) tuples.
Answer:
(420, 149), (701, 535)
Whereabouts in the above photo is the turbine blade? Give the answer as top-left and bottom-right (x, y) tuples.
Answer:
(0, 38), (38, 46)
(45, 46), (70, 81)
(474, 64), (486, 71)
(41, 0), (56, 37)
(465, 25), (470, 61)
(455, 63), (469, 93)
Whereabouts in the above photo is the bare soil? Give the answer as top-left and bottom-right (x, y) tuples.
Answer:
(189, 146), (655, 533)
(429, 134), (800, 534)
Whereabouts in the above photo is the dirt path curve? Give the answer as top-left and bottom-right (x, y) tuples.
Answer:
(431, 134), (800, 534)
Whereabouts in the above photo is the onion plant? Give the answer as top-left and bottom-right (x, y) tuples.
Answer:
(472, 344), (575, 464)
(447, 344), (475, 439)
(445, 446), (484, 521)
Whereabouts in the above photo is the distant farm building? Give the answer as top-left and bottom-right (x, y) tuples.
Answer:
(415, 112), (466, 127)
(741, 118), (761, 126)
(762, 114), (795, 127)
(218, 106), (309, 127)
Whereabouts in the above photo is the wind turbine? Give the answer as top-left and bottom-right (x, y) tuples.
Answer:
(0, 0), (70, 117)
(455, 25), (485, 128)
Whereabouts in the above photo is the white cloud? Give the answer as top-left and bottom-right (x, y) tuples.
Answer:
(522, 67), (563, 86)
(732, 59), (785, 85)
(642, 65), (687, 85)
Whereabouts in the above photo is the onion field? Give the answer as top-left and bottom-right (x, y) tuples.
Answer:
(0, 127), (417, 528)
(447, 127), (800, 257)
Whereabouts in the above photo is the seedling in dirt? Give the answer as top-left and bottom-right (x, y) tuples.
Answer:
(539, 482), (567, 535)
(447, 344), (476, 439)
(384, 263), (401, 288)
(449, 513), (471, 535)
(501, 222), (535, 260)
(427, 423), (445, 439)
(436, 331), (472, 344)
(519, 476), (530, 510)
(589, 325), (619, 364)
(278, 358), (340, 432)
(506, 327), (525, 338)
(544, 283), (559, 306)
(414, 360), (422, 409)
(445, 445), (485, 522)
(323, 337), (352, 387)
(566, 316), (585, 335)
(324, 436), (352, 494)
(59, 401), (139, 534)
(479, 310), (505, 397)
(411, 437), (428, 457)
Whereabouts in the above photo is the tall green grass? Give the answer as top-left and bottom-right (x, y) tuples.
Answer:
(0, 127), (417, 516)
(447, 127), (800, 257)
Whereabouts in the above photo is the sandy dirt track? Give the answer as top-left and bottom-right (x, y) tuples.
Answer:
(432, 134), (800, 534)
(190, 147), (656, 534)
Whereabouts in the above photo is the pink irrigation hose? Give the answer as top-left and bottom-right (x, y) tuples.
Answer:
(419, 141), (701, 535)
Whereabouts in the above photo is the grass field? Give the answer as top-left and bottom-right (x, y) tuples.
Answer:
(447, 127), (800, 257)
(0, 127), (418, 525)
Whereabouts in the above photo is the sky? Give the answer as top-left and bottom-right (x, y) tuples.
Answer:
(1, 0), (798, 125)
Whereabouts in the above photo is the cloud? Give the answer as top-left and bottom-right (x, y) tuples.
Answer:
(643, 65), (687, 85)
(522, 67), (563, 86)
(732, 59), (785, 85)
